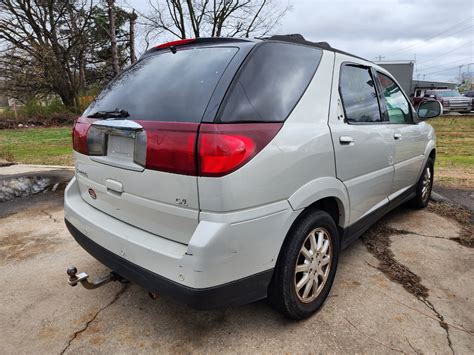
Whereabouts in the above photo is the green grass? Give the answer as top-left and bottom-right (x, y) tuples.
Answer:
(0, 127), (73, 165)
(429, 115), (474, 188)
(430, 115), (474, 168)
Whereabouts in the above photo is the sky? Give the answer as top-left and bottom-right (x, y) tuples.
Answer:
(122, 0), (474, 83)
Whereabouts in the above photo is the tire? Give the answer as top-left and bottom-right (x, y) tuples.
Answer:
(410, 157), (434, 209)
(268, 210), (340, 320)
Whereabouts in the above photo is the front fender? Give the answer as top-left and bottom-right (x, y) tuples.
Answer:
(288, 177), (350, 228)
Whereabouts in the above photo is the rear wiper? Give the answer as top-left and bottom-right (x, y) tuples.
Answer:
(87, 109), (130, 119)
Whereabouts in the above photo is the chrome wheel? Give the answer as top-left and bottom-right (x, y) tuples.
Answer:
(294, 227), (332, 303)
(421, 166), (432, 202)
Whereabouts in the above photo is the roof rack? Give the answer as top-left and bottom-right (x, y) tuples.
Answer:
(263, 34), (368, 62)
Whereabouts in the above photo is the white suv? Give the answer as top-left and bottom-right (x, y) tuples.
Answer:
(64, 35), (441, 319)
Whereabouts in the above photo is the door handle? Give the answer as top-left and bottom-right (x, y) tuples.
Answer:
(339, 136), (354, 144)
(105, 179), (123, 195)
(394, 133), (402, 140)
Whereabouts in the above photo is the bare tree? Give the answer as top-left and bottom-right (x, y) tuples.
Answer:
(0, 0), (95, 109)
(129, 10), (138, 64)
(106, 0), (120, 76)
(143, 0), (290, 44)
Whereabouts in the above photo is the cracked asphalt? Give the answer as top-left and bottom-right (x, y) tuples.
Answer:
(0, 167), (473, 354)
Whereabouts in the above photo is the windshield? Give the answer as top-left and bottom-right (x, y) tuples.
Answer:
(84, 47), (238, 122)
(435, 90), (461, 97)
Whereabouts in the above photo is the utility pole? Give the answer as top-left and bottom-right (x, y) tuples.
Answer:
(423, 74), (426, 80)
(375, 55), (385, 61)
(458, 65), (464, 84)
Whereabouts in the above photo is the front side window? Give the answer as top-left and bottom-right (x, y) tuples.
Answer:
(339, 65), (381, 123)
(377, 72), (412, 124)
(217, 42), (322, 122)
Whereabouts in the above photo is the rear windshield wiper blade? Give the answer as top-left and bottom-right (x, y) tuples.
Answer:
(87, 109), (130, 119)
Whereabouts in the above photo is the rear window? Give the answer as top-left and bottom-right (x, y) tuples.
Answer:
(217, 42), (322, 123)
(84, 47), (238, 122)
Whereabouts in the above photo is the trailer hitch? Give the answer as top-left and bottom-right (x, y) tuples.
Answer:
(67, 266), (125, 290)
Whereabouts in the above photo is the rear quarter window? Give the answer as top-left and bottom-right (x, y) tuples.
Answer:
(217, 42), (322, 123)
(84, 47), (239, 122)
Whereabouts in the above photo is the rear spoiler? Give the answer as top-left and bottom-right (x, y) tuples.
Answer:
(141, 37), (253, 58)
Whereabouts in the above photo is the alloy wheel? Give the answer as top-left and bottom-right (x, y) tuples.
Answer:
(294, 227), (332, 303)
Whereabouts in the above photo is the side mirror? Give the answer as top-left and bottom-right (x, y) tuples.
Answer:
(417, 100), (442, 121)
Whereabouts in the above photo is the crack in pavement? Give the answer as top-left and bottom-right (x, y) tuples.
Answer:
(343, 316), (406, 353)
(59, 284), (128, 355)
(384, 226), (455, 241)
(362, 224), (456, 354)
(41, 209), (59, 223)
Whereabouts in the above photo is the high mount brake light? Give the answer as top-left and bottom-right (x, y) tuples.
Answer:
(72, 117), (282, 177)
(156, 38), (195, 49)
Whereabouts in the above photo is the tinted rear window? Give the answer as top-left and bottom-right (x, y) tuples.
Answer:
(217, 42), (322, 122)
(84, 47), (238, 122)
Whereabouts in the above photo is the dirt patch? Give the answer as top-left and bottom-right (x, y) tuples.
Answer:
(428, 201), (473, 248)
(362, 223), (455, 353)
(362, 224), (429, 299)
(0, 231), (61, 262)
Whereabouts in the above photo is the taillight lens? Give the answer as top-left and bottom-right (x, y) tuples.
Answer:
(198, 123), (282, 177)
(72, 117), (92, 154)
(72, 117), (106, 155)
(138, 121), (199, 175)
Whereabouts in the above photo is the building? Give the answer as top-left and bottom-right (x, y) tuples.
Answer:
(375, 61), (456, 98)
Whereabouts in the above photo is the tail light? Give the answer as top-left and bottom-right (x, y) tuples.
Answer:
(198, 123), (282, 177)
(73, 117), (282, 177)
(72, 117), (106, 156)
(72, 118), (92, 155)
(138, 121), (199, 175)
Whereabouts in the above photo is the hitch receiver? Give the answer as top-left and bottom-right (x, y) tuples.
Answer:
(67, 266), (123, 290)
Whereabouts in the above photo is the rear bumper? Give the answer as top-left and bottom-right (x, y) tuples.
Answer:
(64, 177), (299, 308)
(66, 220), (273, 309)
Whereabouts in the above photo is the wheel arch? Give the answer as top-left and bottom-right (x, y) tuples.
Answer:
(288, 177), (350, 228)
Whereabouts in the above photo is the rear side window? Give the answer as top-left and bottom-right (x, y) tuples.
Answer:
(84, 47), (238, 122)
(217, 42), (322, 122)
(339, 65), (382, 123)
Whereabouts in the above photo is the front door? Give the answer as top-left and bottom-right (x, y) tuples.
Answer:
(375, 71), (426, 198)
(329, 60), (395, 225)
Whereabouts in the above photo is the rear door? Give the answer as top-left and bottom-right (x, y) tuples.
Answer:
(74, 45), (241, 244)
(329, 60), (395, 225)
(374, 71), (425, 196)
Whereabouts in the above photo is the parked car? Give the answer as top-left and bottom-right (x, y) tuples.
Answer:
(425, 89), (471, 113)
(463, 90), (474, 108)
(65, 35), (441, 319)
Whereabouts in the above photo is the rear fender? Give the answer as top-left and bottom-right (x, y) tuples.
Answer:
(288, 177), (350, 228)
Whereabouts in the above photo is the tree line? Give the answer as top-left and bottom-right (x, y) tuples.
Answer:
(0, 0), (288, 112)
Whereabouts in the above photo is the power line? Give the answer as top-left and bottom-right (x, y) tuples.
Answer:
(418, 56), (472, 72)
(423, 63), (471, 76)
(387, 16), (474, 55)
(390, 24), (474, 56)
(416, 40), (474, 64)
